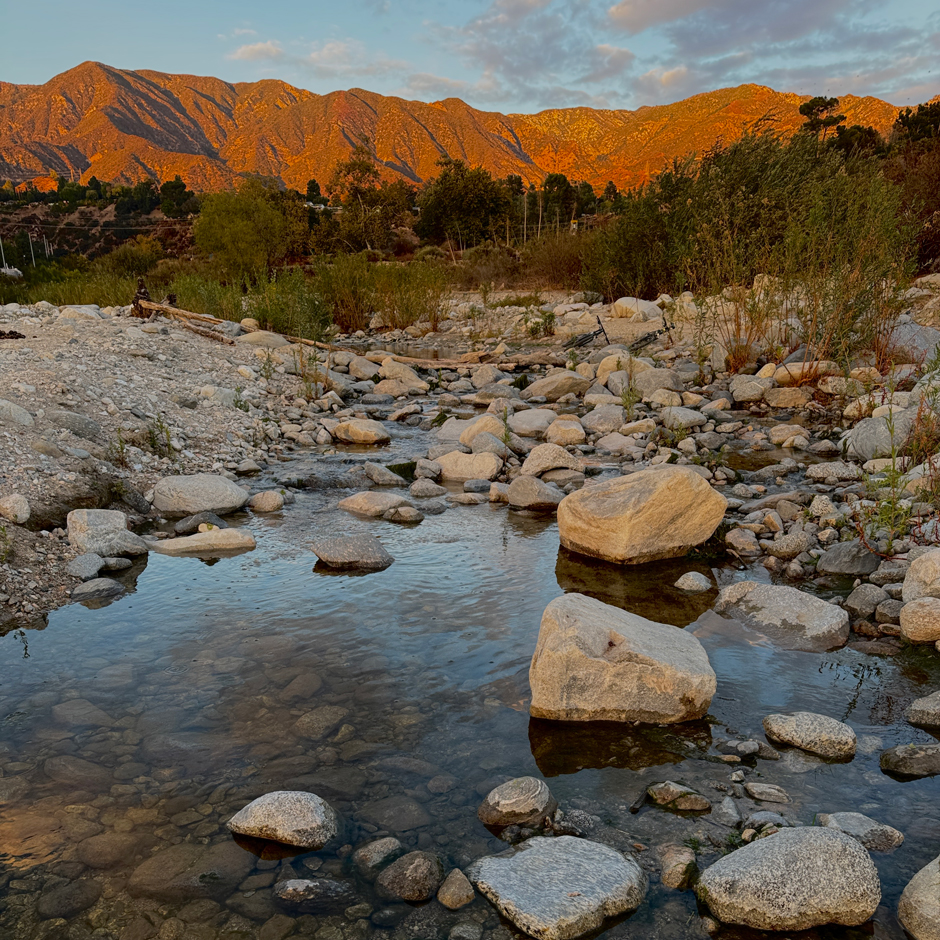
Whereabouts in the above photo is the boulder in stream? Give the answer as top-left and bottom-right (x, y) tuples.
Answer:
(899, 854), (940, 940)
(226, 790), (340, 849)
(762, 712), (857, 760)
(151, 473), (249, 516)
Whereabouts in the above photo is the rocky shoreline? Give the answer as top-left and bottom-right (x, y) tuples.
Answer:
(3, 281), (940, 939)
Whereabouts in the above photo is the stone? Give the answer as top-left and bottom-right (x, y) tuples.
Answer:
(237, 329), (288, 347)
(38, 880), (102, 920)
(765, 531), (810, 559)
(521, 443), (584, 477)
(507, 476), (564, 512)
(714, 581), (850, 652)
(52, 697), (113, 727)
(273, 878), (358, 914)
(44, 755), (111, 790)
(744, 782), (790, 803)
(337, 492), (409, 517)
(906, 690), (940, 727)
(764, 387), (812, 408)
(817, 812), (903, 851)
(67, 508), (148, 556)
(647, 781), (710, 812)
(558, 467), (727, 564)
(174, 511), (227, 535)
(436, 451), (502, 482)
(467, 836), (647, 940)
(903, 549), (940, 601)
(657, 844), (697, 890)
(0, 493), (29, 524)
(471, 432), (511, 458)
(375, 851), (444, 902)
(695, 828), (880, 930)
(634, 369), (683, 399)
(900, 597), (940, 642)
(521, 372), (592, 402)
(359, 794), (431, 831)
(72, 577), (126, 602)
(0, 398), (33, 427)
(459, 414), (507, 447)
(529, 593), (715, 723)
(248, 490), (285, 512)
(546, 419), (586, 446)
(151, 528), (255, 555)
(294, 706), (349, 740)
(379, 358), (429, 391)
(805, 462), (863, 483)
(438, 869), (475, 909)
(725, 528), (761, 556)
(674, 571), (712, 592)
(332, 418), (391, 445)
(353, 837), (405, 879)
(152, 473), (249, 516)
(899, 855), (940, 940)
(415, 458), (443, 480)
(47, 408), (101, 440)
(881, 743), (940, 778)
(845, 584), (888, 619)
(66, 553), (104, 581)
(311, 534), (394, 570)
(411, 478), (447, 498)
(660, 407), (707, 430)
(227, 791), (339, 849)
(77, 832), (141, 869)
(844, 411), (915, 461)
(478, 777), (557, 828)
(581, 405), (626, 434)
(128, 841), (254, 901)
(509, 409), (557, 438)
(816, 540), (880, 576)
(762, 712), (856, 759)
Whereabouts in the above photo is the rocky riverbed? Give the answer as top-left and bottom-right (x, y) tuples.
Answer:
(3, 283), (940, 940)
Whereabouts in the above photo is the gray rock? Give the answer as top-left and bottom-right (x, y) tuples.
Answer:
(661, 406), (707, 430)
(899, 854), (940, 940)
(0, 493), (29, 524)
(47, 408), (102, 440)
(471, 431), (512, 458)
(66, 553), (104, 581)
(38, 880), (102, 920)
(762, 712), (856, 759)
(817, 812), (903, 851)
(72, 577), (126, 602)
(726, 528), (761, 556)
(128, 841), (253, 901)
(415, 458), (443, 481)
(529, 593), (716, 723)
(151, 473), (249, 516)
(844, 411), (915, 461)
(657, 843), (697, 889)
(696, 828), (880, 930)
(744, 782), (790, 803)
(273, 878), (358, 914)
(714, 581), (850, 652)
(674, 571), (712, 592)
(816, 540), (880, 576)
(467, 836), (647, 940)
(508, 475), (564, 512)
(174, 511), (228, 535)
(906, 690), (940, 727)
(438, 869), (475, 910)
(353, 837), (405, 879)
(0, 398), (34, 427)
(881, 743), (940, 778)
(478, 777), (557, 828)
(764, 532), (810, 559)
(375, 851), (444, 901)
(310, 534), (394, 570)
(521, 372), (592, 402)
(67, 508), (149, 556)
(363, 462), (407, 486)
(647, 781), (710, 812)
(845, 584), (888, 619)
(337, 491), (410, 517)
(465, 478), (493, 493)
(410, 478), (447, 498)
(226, 790), (340, 849)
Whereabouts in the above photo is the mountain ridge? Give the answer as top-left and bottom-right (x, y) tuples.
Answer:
(0, 61), (908, 193)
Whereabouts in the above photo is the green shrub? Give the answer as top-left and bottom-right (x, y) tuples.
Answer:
(374, 263), (449, 330)
(314, 253), (377, 333)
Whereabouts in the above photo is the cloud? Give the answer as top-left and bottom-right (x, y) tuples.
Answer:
(608, 0), (711, 34)
(229, 40), (284, 62)
(580, 45), (636, 84)
(228, 38), (408, 80)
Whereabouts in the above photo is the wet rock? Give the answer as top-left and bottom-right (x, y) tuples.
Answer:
(128, 841), (253, 901)
(478, 777), (557, 828)
(383, 505), (424, 523)
(438, 869), (475, 909)
(817, 812), (903, 851)
(151, 528), (255, 555)
(363, 462), (407, 486)
(359, 794), (431, 831)
(375, 851), (444, 902)
(77, 832), (141, 868)
(529, 593), (716, 723)
(762, 712), (856, 760)
(906, 690), (940, 727)
(0, 493), (29, 524)
(65, 553), (104, 580)
(353, 837), (405, 879)
(657, 844), (697, 890)
(67, 508), (148, 556)
(647, 781), (710, 812)
(52, 698), (113, 728)
(294, 705), (348, 740)
(744, 782), (790, 803)
(902, 549), (940, 602)
(174, 511), (228, 535)
(0, 776), (28, 803)
(152, 473), (249, 516)
(337, 491), (410, 517)
(436, 451), (502, 482)
(332, 418), (391, 445)
(44, 755), (111, 789)
(38, 880), (102, 920)
(467, 835), (647, 940)
(714, 581), (849, 652)
(695, 828), (880, 930)
(900, 597), (940, 642)
(674, 571), (712, 592)
(899, 854), (940, 940)
(71, 577), (126, 602)
(249, 490), (285, 512)
(410, 478), (447, 498)
(273, 878), (358, 914)
(880, 743), (940, 778)
(227, 791), (340, 849)
(816, 540), (880, 576)
(507, 476), (564, 512)
(310, 534), (394, 570)
(557, 467), (727, 564)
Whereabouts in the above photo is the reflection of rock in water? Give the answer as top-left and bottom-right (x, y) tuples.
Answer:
(528, 717), (712, 776)
(554, 547), (716, 628)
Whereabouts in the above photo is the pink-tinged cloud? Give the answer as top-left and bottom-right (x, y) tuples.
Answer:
(608, 0), (714, 33)
(229, 40), (284, 62)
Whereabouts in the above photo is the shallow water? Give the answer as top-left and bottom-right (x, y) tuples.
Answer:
(1, 480), (939, 939)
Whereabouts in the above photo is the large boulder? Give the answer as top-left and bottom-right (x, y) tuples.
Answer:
(529, 593), (716, 723)
(332, 418), (391, 445)
(67, 509), (148, 556)
(900, 855), (940, 940)
(557, 467), (727, 564)
(900, 597), (940, 642)
(816, 540), (880, 576)
(152, 474), (249, 516)
(844, 410), (915, 461)
(581, 405), (626, 434)
(128, 842), (253, 901)
(695, 828), (880, 930)
(521, 372), (592, 402)
(227, 791), (340, 849)
(379, 358), (429, 392)
(902, 549), (940, 602)
(436, 451), (502, 482)
(521, 443), (584, 477)
(762, 712), (856, 759)
(714, 581), (850, 652)
(467, 836), (647, 940)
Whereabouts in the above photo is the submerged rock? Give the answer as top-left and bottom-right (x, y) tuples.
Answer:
(128, 841), (253, 901)
(467, 836), (647, 940)
(695, 828), (880, 930)
(762, 712), (857, 760)
(529, 593), (716, 723)
(817, 812), (903, 851)
(226, 790), (340, 849)
(274, 878), (358, 914)
(557, 467), (727, 564)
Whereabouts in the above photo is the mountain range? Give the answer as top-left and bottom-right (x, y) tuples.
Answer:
(0, 61), (906, 193)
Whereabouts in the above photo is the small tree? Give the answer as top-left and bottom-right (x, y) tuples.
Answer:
(160, 175), (197, 218)
(799, 96), (846, 141)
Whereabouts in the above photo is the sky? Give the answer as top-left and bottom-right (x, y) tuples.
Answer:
(5, 0), (940, 112)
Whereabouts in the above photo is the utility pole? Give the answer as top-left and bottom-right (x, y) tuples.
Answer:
(29, 233), (36, 267)
(0, 234), (6, 268)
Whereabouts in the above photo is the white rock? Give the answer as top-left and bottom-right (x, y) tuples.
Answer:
(227, 791), (339, 849)
(152, 474), (249, 516)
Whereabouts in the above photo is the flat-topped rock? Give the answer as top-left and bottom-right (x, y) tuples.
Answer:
(762, 712), (856, 759)
(152, 473), (249, 516)
(338, 492), (410, 517)
(151, 528), (255, 555)
(311, 534), (394, 570)
(67, 509), (148, 557)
